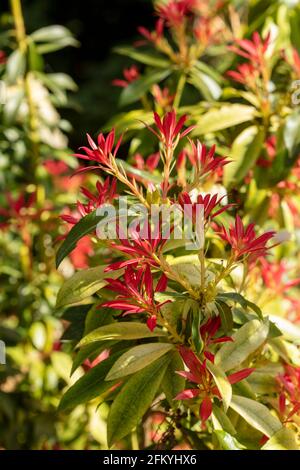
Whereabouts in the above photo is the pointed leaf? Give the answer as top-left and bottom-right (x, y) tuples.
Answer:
(105, 343), (173, 381)
(58, 351), (124, 411)
(207, 361), (232, 412)
(114, 46), (170, 68)
(161, 351), (185, 405)
(261, 427), (299, 450)
(214, 430), (245, 450)
(78, 322), (167, 348)
(56, 266), (123, 309)
(107, 355), (170, 447)
(229, 395), (282, 437)
(224, 126), (265, 186)
(191, 104), (256, 135)
(215, 319), (269, 372)
(56, 211), (101, 268)
(212, 405), (237, 436)
(119, 69), (171, 107)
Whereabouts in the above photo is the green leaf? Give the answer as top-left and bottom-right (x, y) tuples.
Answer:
(105, 343), (174, 381)
(56, 266), (122, 309)
(119, 160), (162, 184)
(215, 319), (269, 372)
(269, 315), (300, 344)
(191, 104), (256, 135)
(107, 354), (170, 447)
(36, 38), (79, 54)
(56, 211), (100, 268)
(192, 307), (203, 354)
(216, 301), (233, 333)
(6, 49), (26, 83)
(46, 73), (78, 91)
(79, 322), (167, 348)
(51, 351), (72, 383)
(214, 430), (245, 450)
(247, 369), (278, 395)
(61, 305), (91, 342)
(212, 405), (237, 436)
(229, 395), (282, 438)
(217, 292), (263, 320)
(207, 361), (232, 412)
(161, 351), (185, 406)
(283, 111), (300, 157)
(71, 341), (115, 375)
(119, 69), (171, 106)
(28, 41), (44, 71)
(3, 88), (24, 125)
(269, 338), (300, 366)
(58, 351), (124, 411)
(114, 46), (170, 68)
(189, 68), (222, 101)
(103, 110), (154, 134)
(31, 25), (75, 42)
(194, 60), (223, 84)
(261, 427), (299, 450)
(224, 126), (265, 186)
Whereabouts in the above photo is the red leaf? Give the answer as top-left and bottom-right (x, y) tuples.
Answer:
(228, 368), (254, 384)
(174, 389), (200, 400)
(200, 396), (213, 422)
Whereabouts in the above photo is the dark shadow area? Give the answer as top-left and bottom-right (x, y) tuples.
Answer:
(1, 0), (154, 147)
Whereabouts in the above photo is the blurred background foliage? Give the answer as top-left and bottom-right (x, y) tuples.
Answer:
(2, 0), (154, 148)
(1, 0), (300, 450)
(0, 0), (153, 450)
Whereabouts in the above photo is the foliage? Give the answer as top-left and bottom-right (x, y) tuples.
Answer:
(1, 0), (300, 451)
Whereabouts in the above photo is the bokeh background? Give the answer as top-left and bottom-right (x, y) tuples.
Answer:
(2, 0), (153, 147)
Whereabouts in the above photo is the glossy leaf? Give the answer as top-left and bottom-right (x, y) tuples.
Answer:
(119, 69), (171, 106)
(161, 351), (185, 405)
(207, 361), (232, 412)
(114, 46), (170, 68)
(56, 266), (122, 309)
(224, 126), (265, 186)
(261, 427), (298, 450)
(191, 104), (256, 135)
(56, 211), (100, 268)
(212, 405), (237, 436)
(229, 395), (282, 437)
(215, 319), (269, 372)
(107, 355), (170, 447)
(6, 49), (25, 83)
(214, 430), (245, 450)
(58, 351), (124, 411)
(78, 322), (167, 348)
(105, 342), (174, 381)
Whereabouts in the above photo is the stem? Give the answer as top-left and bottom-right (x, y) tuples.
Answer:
(162, 146), (173, 202)
(198, 248), (205, 290)
(157, 310), (183, 344)
(10, 0), (26, 51)
(238, 261), (248, 294)
(10, 0), (41, 185)
(213, 257), (236, 287)
(173, 73), (186, 109)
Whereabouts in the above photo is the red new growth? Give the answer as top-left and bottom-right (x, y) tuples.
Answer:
(218, 215), (275, 261)
(112, 65), (140, 88)
(74, 129), (123, 173)
(175, 345), (253, 425)
(148, 110), (195, 149)
(102, 265), (168, 331)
